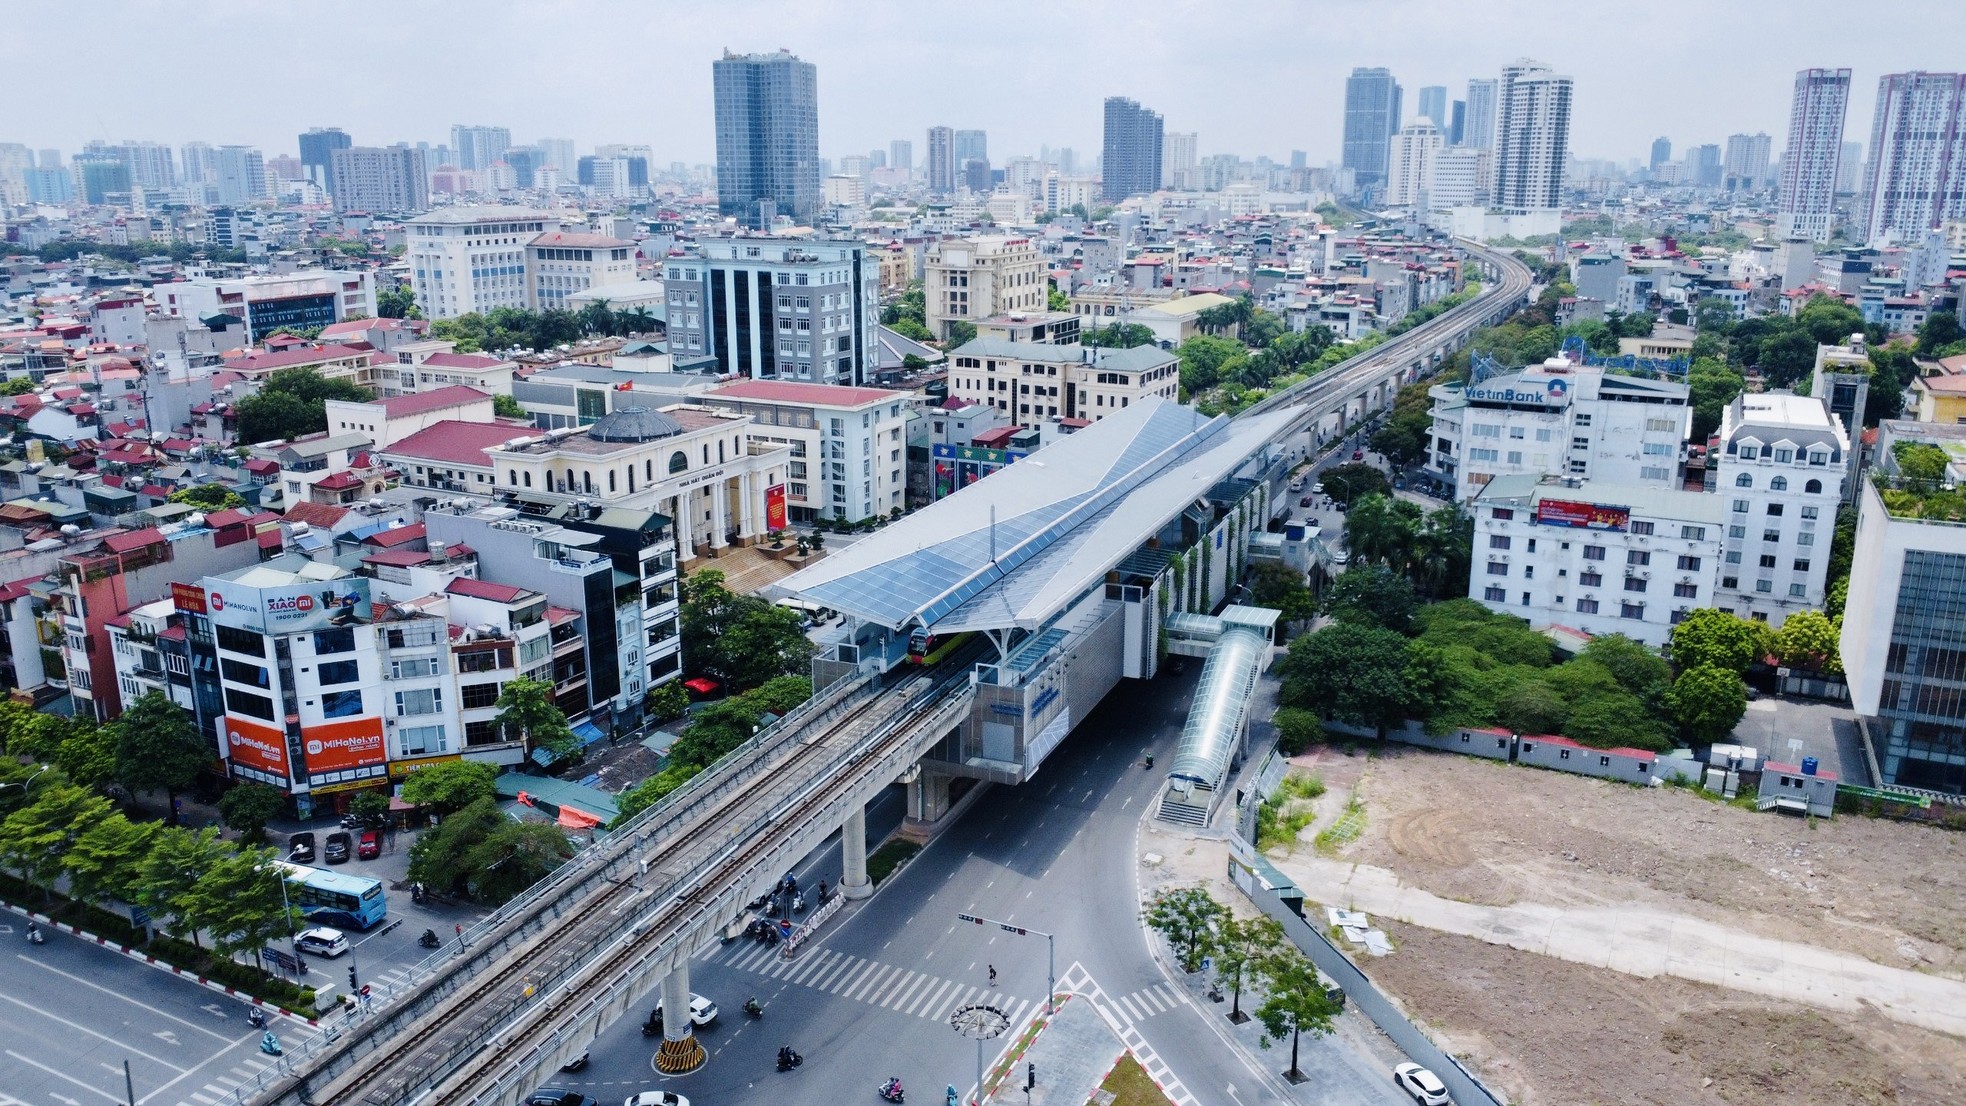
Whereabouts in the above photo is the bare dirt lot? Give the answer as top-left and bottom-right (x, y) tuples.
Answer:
(1368, 924), (1966, 1106)
(1335, 746), (1966, 977)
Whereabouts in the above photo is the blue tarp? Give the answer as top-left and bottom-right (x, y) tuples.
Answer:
(574, 721), (607, 747)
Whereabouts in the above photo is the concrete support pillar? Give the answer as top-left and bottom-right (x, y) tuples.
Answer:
(709, 480), (729, 549)
(908, 770), (953, 823)
(839, 804), (872, 900)
(655, 959), (704, 1073)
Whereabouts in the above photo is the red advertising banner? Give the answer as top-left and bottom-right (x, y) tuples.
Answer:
(301, 717), (386, 774)
(170, 582), (208, 614)
(765, 483), (788, 531)
(224, 715), (289, 777)
(1534, 498), (1632, 531)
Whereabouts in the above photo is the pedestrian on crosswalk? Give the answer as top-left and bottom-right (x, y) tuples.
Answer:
(987, 964), (997, 987)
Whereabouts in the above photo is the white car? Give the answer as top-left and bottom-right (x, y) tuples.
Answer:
(1312, 482), (1325, 494)
(623, 1093), (689, 1106)
(658, 993), (718, 1026)
(1393, 1062), (1451, 1105)
(293, 927), (349, 958)
(1332, 550), (1350, 566)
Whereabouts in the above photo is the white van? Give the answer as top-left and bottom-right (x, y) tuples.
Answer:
(294, 927), (349, 958)
(1288, 474), (1306, 492)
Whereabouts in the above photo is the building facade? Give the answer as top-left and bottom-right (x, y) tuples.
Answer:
(1777, 69), (1851, 243)
(713, 49), (821, 228)
(1493, 59), (1572, 212)
(1723, 132), (1772, 190)
(1709, 393), (1848, 623)
(924, 236), (1046, 340)
(328, 145), (429, 214)
(926, 126), (955, 193)
(1857, 71), (1966, 243)
(663, 237), (879, 386)
(1101, 97), (1164, 202)
(1342, 67), (1403, 190)
(158, 271), (377, 342)
(1387, 123), (1444, 208)
(406, 206), (552, 320)
(947, 338), (1180, 430)
(525, 231), (637, 312)
(299, 127), (351, 192)
(702, 379), (909, 524)
(1463, 78), (1497, 150)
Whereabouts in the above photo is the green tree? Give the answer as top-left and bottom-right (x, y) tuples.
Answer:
(187, 846), (297, 959)
(1687, 358), (1745, 440)
(376, 286), (420, 319)
(1757, 330), (1818, 387)
(398, 760), (499, 815)
(880, 285), (926, 328)
(1317, 564), (1417, 633)
(0, 783), (110, 899)
(63, 811), (158, 908)
(1772, 609), (1842, 674)
(886, 317), (934, 342)
(406, 797), (505, 895)
(945, 321), (977, 347)
(1668, 609), (1764, 674)
(1212, 913), (1284, 1024)
(1270, 707), (1324, 755)
(1276, 623), (1417, 736)
(52, 719), (118, 789)
(645, 680), (690, 725)
(137, 826), (229, 947)
(1, 376), (39, 395)
(347, 791), (392, 830)
(168, 483), (245, 510)
(1047, 285), (1071, 312)
(233, 367), (374, 444)
(1175, 334), (1248, 394)
(1081, 323), (1158, 349)
(614, 762), (702, 824)
(1667, 664), (1749, 745)
(492, 394), (528, 420)
(1341, 494), (1423, 576)
(1246, 562), (1317, 628)
(495, 676), (579, 760)
(1894, 440), (1950, 488)
(1143, 887), (1225, 972)
(1916, 310), (1965, 358)
(1253, 946), (1343, 1083)
(218, 783), (285, 842)
(462, 819), (573, 903)
(680, 570), (814, 689)
(109, 691), (211, 823)
(1579, 633), (1672, 707)
(1318, 463), (1388, 505)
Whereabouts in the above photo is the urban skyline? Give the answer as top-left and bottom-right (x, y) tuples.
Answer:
(9, 0), (1965, 170)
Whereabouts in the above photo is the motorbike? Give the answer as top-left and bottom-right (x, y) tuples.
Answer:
(945, 1086), (959, 1106)
(776, 1047), (803, 1072)
(641, 1010), (663, 1038)
(259, 1032), (283, 1057)
(1143, 751), (1154, 769)
(743, 999), (764, 1019)
(26, 922), (44, 945)
(879, 1078), (905, 1103)
(792, 892), (807, 914)
(247, 1007), (267, 1029)
(418, 929), (441, 949)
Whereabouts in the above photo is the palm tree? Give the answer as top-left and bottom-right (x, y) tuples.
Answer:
(577, 299), (615, 338)
(620, 306), (657, 335)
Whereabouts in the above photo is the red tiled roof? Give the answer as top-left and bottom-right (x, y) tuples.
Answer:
(446, 576), (530, 603)
(102, 527), (163, 553)
(243, 458), (281, 473)
(362, 549), (431, 567)
(283, 501), (350, 529)
(205, 507), (253, 529)
(972, 426), (1019, 446)
(708, 379), (900, 409)
(419, 352), (508, 370)
(364, 522), (426, 548)
(1765, 759), (1840, 783)
(376, 386), (491, 418)
(316, 471), (363, 490)
(224, 343), (371, 372)
(0, 574), (46, 603)
(383, 420), (543, 468)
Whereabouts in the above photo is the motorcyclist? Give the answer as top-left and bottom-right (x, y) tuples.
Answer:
(882, 1076), (904, 1100)
(744, 997), (762, 1015)
(260, 1031), (282, 1055)
(247, 1006), (267, 1028)
(25, 920), (41, 944)
(1144, 749), (1155, 769)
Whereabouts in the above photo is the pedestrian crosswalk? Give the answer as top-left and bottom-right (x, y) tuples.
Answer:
(709, 938), (1035, 1025)
(171, 1058), (272, 1106)
(1054, 962), (1184, 1029)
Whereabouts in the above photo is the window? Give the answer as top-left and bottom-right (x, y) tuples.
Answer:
(669, 451), (688, 474)
(1575, 413), (1592, 426)
(1729, 524), (1747, 539)
(1681, 525), (1706, 540)
(1677, 555), (1701, 571)
(392, 657), (439, 679)
(395, 688), (442, 716)
(398, 724), (447, 756)
(1771, 476), (1788, 492)
(461, 682), (501, 709)
(1736, 472), (1753, 487)
(225, 687), (276, 721)
(1760, 554), (1777, 569)
(1624, 577), (1647, 593)
(1599, 755), (1613, 767)
(1576, 598), (1599, 614)
(458, 651), (501, 674)
(1620, 602), (1645, 619)
(1643, 442), (1671, 455)
(1763, 530), (1781, 543)
(1674, 582), (1699, 598)
(1509, 426), (1525, 439)
(1801, 506), (1819, 519)
(313, 628), (355, 654)
(1486, 561), (1509, 576)
(215, 624), (264, 656)
(1767, 503), (1784, 517)
(1798, 532), (1815, 546)
(1725, 551), (1742, 563)
(1571, 436), (1590, 449)
(1491, 508), (1514, 520)
(1755, 579), (1773, 593)
(322, 689), (363, 718)
(1580, 571), (1603, 587)
(1722, 575), (1740, 589)
(1805, 479), (1822, 494)
(1793, 559), (1811, 572)
(1483, 585), (1506, 602)
(1627, 550), (1650, 566)
(317, 660), (359, 685)
(1489, 535), (1511, 550)
(221, 657), (269, 687)
(1583, 545), (1606, 561)
(1733, 499), (1750, 513)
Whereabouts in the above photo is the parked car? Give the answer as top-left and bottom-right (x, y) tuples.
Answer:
(1352, 449), (1365, 460)
(294, 927), (349, 958)
(1393, 1062), (1451, 1105)
(525, 1091), (589, 1106)
(324, 831), (352, 864)
(622, 1093), (688, 1106)
(1312, 482), (1324, 494)
(287, 832), (316, 864)
(1332, 550), (1350, 566)
(1299, 495), (1314, 507)
(357, 828), (381, 860)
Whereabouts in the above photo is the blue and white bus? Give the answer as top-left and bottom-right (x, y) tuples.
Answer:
(273, 860), (387, 930)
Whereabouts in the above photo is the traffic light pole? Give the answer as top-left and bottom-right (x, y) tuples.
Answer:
(955, 913), (1054, 1017)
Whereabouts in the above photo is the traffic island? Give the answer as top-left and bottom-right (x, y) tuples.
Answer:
(655, 1034), (705, 1074)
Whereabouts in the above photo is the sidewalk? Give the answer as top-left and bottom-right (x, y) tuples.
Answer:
(1271, 854), (1966, 1039)
(985, 997), (1121, 1106)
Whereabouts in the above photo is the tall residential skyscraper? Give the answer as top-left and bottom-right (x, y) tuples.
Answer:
(1835, 140), (1863, 195)
(1858, 71), (1966, 243)
(1492, 59), (1572, 212)
(1689, 144), (1722, 187)
(1162, 131), (1199, 190)
(926, 126), (955, 192)
(117, 141), (176, 190)
(298, 127), (351, 192)
(1462, 78), (1497, 150)
(1723, 133), (1772, 190)
(712, 49), (821, 228)
(329, 146), (429, 213)
(179, 142), (215, 185)
(1417, 85), (1448, 130)
(890, 139), (912, 174)
(537, 138), (577, 175)
(1342, 68), (1402, 190)
(212, 145), (267, 205)
(449, 125), (511, 171)
(1650, 136), (1673, 172)
(953, 130), (987, 169)
(1101, 96), (1164, 201)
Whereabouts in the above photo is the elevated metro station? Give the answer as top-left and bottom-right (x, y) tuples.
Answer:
(773, 396), (1299, 822)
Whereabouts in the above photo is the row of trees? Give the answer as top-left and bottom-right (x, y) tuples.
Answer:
(616, 675), (814, 822)
(424, 301), (658, 354)
(1, 238), (249, 266)
(233, 366), (374, 445)
(1143, 887), (1339, 1082)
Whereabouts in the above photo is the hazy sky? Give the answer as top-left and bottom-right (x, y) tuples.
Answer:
(13, 0), (1965, 167)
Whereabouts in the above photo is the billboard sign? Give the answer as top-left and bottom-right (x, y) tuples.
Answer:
(764, 483), (788, 531)
(301, 717), (385, 774)
(1464, 375), (1570, 407)
(170, 582), (208, 614)
(1534, 498), (1631, 532)
(208, 577), (372, 635)
(224, 715), (289, 777)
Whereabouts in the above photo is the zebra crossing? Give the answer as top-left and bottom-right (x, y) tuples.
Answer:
(170, 1058), (272, 1106)
(708, 938), (1035, 1025)
(1055, 962), (1200, 1106)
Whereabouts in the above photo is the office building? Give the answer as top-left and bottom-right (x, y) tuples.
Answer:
(1463, 78), (1497, 150)
(954, 130), (987, 170)
(450, 125), (512, 171)
(1424, 359), (1691, 502)
(1387, 123), (1444, 208)
(663, 237), (879, 386)
(1447, 100), (1466, 145)
(24, 164), (72, 204)
(503, 147), (544, 189)
(890, 139), (912, 175)
(1342, 67), (1403, 189)
(117, 141), (176, 190)
(159, 271), (377, 342)
(73, 157), (131, 204)
(1843, 420), (1966, 795)
(924, 236), (1046, 340)
(1724, 132), (1771, 190)
(1493, 59), (1572, 212)
(1101, 97), (1164, 201)
(179, 142), (215, 185)
(329, 145), (429, 214)
(713, 50), (820, 227)
(299, 127), (351, 192)
(1650, 136), (1673, 173)
(1689, 144), (1723, 188)
(1417, 85), (1448, 130)
(526, 231), (638, 312)
(947, 339), (1180, 430)
(926, 126), (956, 192)
(406, 206), (553, 319)
(1430, 147), (1490, 209)
(538, 138), (577, 175)
(1162, 132), (1199, 191)
(703, 379), (910, 524)
(213, 145), (267, 204)
(1857, 72), (1966, 243)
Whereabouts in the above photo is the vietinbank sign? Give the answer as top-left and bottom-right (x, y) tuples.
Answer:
(206, 577), (373, 635)
(1465, 375), (1569, 407)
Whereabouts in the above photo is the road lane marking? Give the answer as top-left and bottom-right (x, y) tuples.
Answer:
(2, 1051), (122, 1104)
(0, 993), (185, 1070)
(15, 956), (234, 1043)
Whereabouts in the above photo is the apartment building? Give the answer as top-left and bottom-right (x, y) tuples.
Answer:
(946, 338), (1181, 430)
(701, 379), (908, 524)
(368, 340), (517, 399)
(663, 238), (880, 386)
(1425, 359), (1692, 502)
(1709, 392), (1848, 624)
(923, 236), (1047, 340)
(525, 231), (637, 313)
(406, 206), (553, 320)
(158, 271), (376, 342)
(328, 145), (429, 214)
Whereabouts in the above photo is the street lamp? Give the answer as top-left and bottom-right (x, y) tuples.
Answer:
(948, 1003), (1010, 1106)
(0, 765), (51, 794)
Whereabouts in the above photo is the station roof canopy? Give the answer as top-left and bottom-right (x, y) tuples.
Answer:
(774, 397), (1294, 634)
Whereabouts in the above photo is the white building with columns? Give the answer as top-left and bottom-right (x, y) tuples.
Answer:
(487, 404), (792, 564)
